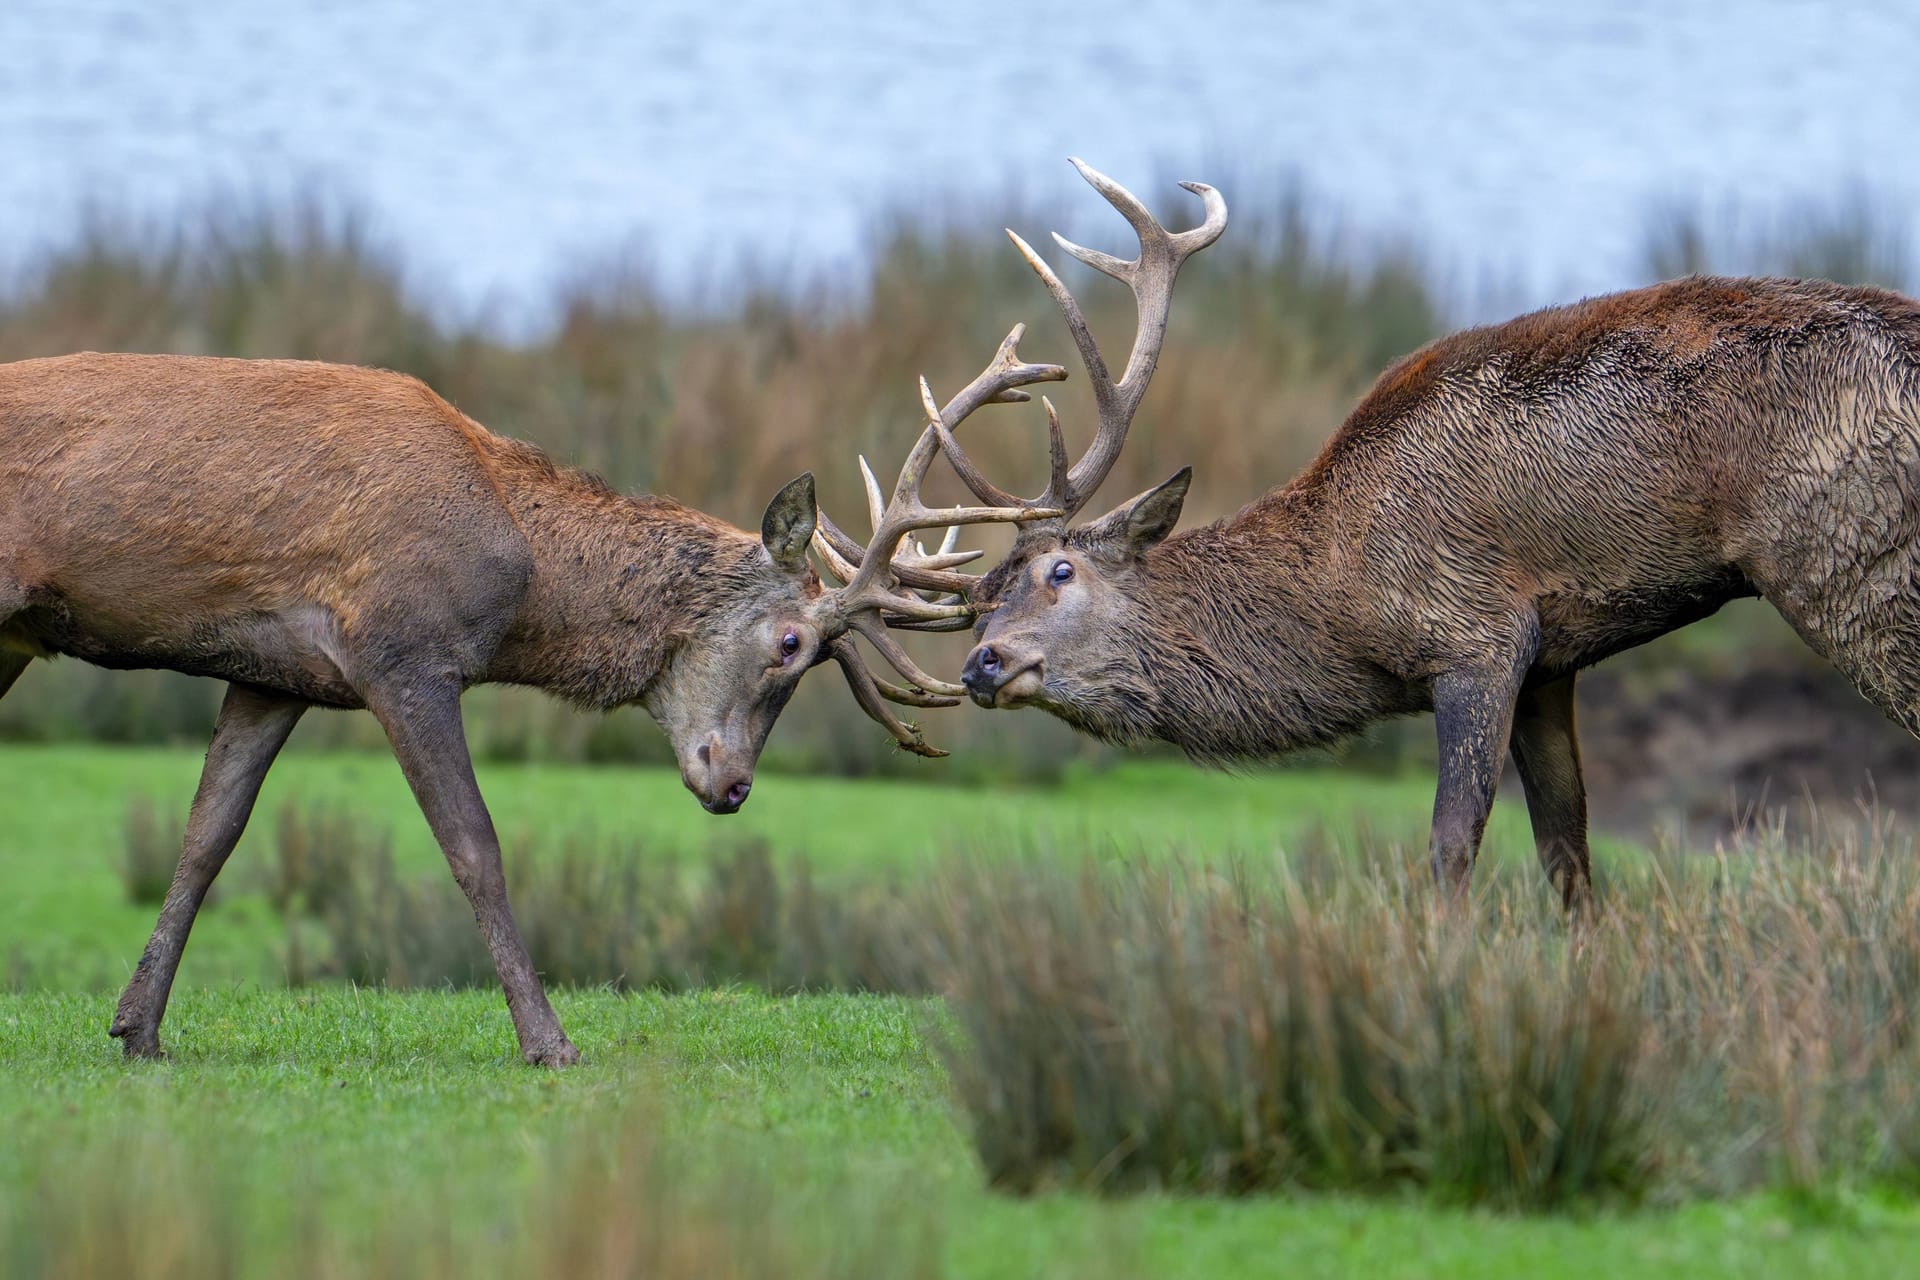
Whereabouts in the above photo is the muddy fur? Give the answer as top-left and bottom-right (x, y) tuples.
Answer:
(977, 508), (1415, 760)
(970, 276), (1920, 904)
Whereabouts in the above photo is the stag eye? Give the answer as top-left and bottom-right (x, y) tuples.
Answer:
(1049, 560), (1075, 585)
(779, 631), (802, 661)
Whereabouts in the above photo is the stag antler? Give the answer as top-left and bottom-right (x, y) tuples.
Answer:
(811, 325), (1067, 755)
(933, 158), (1227, 527)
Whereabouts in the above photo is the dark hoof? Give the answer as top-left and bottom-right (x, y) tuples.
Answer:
(524, 1037), (581, 1069)
(108, 1023), (167, 1061)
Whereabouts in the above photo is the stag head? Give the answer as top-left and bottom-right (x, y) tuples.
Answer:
(652, 326), (1065, 812)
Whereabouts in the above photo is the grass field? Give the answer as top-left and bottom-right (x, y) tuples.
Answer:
(3, 741), (1577, 991)
(6, 991), (1919, 1278)
(4, 744), (1919, 1277)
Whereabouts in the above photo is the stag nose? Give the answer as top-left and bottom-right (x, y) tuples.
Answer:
(961, 644), (1001, 703)
(960, 644), (1021, 706)
(706, 773), (752, 815)
(964, 640), (1044, 708)
(688, 737), (754, 814)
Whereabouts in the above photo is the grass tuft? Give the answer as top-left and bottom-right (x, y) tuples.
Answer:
(922, 820), (1920, 1208)
(921, 854), (1654, 1208)
(1, 1098), (943, 1280)
(119, 796), (182, 907)
(257, 803), (927, 994)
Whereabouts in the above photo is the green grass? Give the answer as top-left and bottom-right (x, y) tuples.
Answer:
(1, 741), (1591, 991)
(4, 744), (1914, 1277)
(2, 989), (1916, 1278)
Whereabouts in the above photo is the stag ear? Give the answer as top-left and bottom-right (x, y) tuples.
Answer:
(760, 473), (818, 574)
(1078, 467), (1190, 557)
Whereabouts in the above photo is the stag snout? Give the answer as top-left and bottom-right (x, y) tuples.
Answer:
(684, 738), (754, 814)
(962, 640), (1046, 709)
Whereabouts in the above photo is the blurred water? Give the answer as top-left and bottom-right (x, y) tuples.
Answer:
(3, 0), (1918, 327)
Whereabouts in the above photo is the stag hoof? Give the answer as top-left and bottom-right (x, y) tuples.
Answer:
(108, 1022), (167, 1061)
(523, 1037), (581, 1069)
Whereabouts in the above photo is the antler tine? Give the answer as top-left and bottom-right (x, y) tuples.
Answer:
(1042, 395), (1069, 512)
(922, 326), (1073, 516)
(812, 337), (1066, 750)
(1060, 158), (1226, 396)
(882, 609), (983, 634)
(829, 636), (951, 758)
(941, 384), (1073, 520)
(812, 508), (866, 566)
(831, 333), (1066, 612)
(1004, 227), (1111, 414)
(1056, 159), (1226, 513)
(809, 526), (859, 586)
(856, 455), (888, 539)
(946, 160), (1225, 523)
(835, 487), (1058, 611)
(816, 505), (981, 595)
(850, 613), (967, 698)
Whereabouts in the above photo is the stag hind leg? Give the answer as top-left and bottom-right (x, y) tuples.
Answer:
(1757, 550), (1920, 742)
(1508, 674), (1593, 912)
(110, 683), (306, 1058)
(1748, 412), (1920, 739)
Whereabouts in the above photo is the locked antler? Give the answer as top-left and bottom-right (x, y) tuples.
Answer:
(812, 325), (1066, 754)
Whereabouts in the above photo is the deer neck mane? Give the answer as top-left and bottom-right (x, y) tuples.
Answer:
(489, 460), (763, 709)
(1107, 492), (1405, 761)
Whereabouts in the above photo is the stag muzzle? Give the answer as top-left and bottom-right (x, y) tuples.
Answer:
(682, 736), (754, 815)
(961, 641), (1046, 709)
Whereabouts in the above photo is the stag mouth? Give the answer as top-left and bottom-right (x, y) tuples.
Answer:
(962, 640), (1049, 709)
(999, 665), (1047, 708)
(966, 662), (1045, 710)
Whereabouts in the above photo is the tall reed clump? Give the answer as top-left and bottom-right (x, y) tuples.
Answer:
(0, 1102), (943, 1280)
(920, 854), (1655, 1208)
(120, 796), (185, 906)
(1623, 813), (1920, 1195)
(1640, 193), (1913, 291)
(920, 818), (1920, 1208)
(265, 803), (925, 994)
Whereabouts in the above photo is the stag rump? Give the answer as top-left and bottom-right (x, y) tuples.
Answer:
(948, 160), (1920, 912)
(0, 343), (1059, 1065)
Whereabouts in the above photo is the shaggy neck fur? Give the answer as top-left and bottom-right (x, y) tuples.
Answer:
(482, 443), (764, 709)
(1065, 494), (1408, 762)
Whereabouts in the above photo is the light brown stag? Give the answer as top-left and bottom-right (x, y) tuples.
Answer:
(947, 159), (1920, 909)
(0, 339), (1063, 1064)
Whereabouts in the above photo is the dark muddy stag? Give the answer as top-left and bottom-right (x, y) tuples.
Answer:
(0, 343), (1064, 1064)
(947, 159), (1920, 909)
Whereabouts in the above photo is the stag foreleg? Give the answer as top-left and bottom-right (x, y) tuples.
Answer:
(1427, 631), (1536, 902)
(111, 683), (307, 1058)
(365, 677), (579, 1067)
(1508, 674), (1593, 913)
